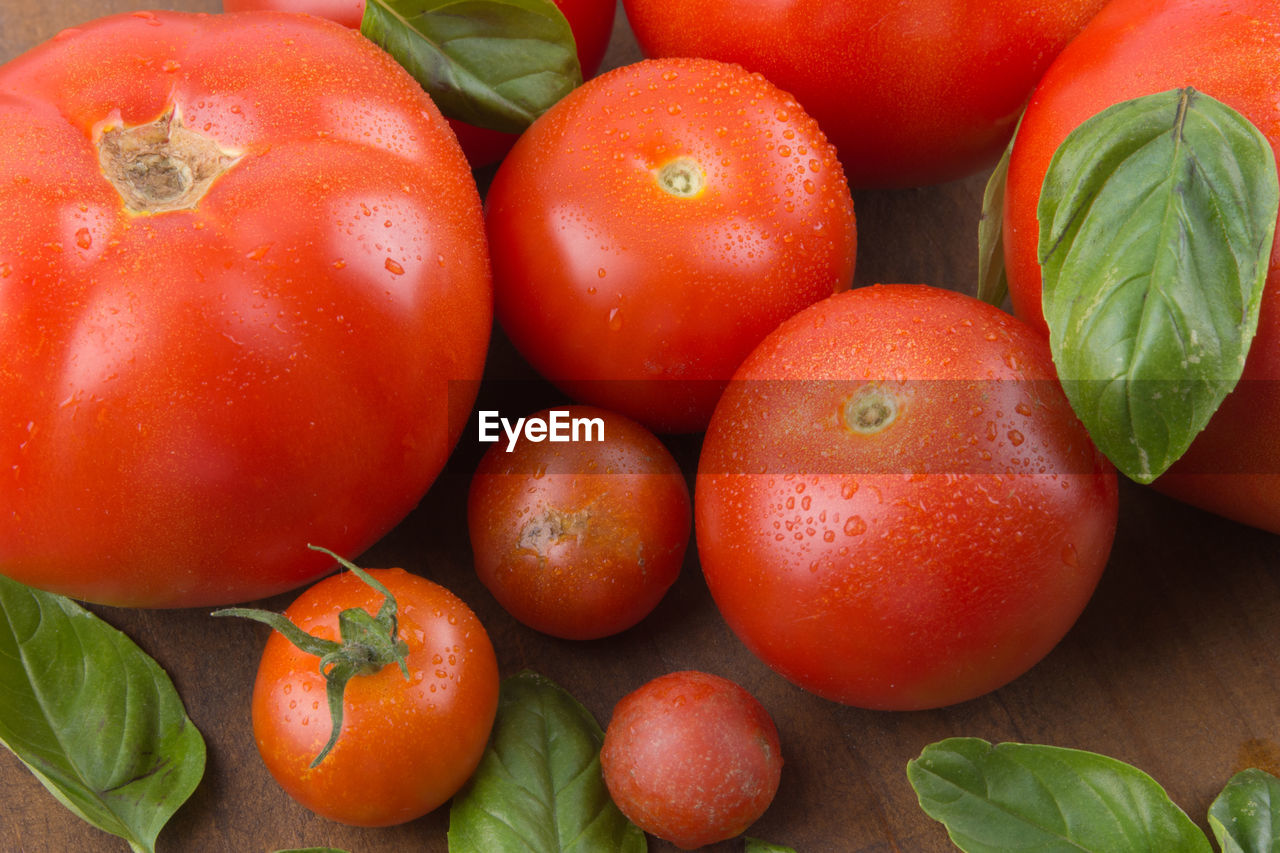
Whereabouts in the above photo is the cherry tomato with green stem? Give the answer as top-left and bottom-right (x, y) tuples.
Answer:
(217, 547), (500, 827)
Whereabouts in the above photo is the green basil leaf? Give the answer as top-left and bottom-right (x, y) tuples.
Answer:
(0, 575), (205, 853)
(1208, 768), (1280, 853)
(977, 117), (1018, 308)
(361, 0), (582, 134)
(448, 670), (646, 853)
(907, 738), (1211, 853)
(745, 838), (797, 852)
(1038, 86), (1279, 483)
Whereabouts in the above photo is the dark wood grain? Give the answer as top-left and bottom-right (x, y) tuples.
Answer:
(3, 2), (1279, 852)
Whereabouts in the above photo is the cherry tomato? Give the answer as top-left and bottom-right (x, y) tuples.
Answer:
(695, 285), (1118, 709)
(601, 670), (783, 850)
(485, 57), (857, 432)
(467, 405), (690, 640)
(0, 12), (491, 606)
(246, 561), (499, 826)
(1002, 0), (1280, 533)
(620, 0), (1107, 188)
(221, 0), (617, 168)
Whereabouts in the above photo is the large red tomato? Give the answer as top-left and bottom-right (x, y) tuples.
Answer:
(485, 57), (857, 432)
(696, 285), (1118, 709)
(1002, 0), (1280, 533)
(221, 0), (617, 168)
(621, 0), (1107, 188)
(0, 12), (491, 607)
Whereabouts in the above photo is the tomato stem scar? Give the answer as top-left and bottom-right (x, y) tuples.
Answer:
(843, 385), (898, 434)
(96, 105), (240, 214)
(655, 156), (705, 197)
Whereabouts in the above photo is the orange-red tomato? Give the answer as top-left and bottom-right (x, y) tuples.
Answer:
(250, 567), (499, 826)
(467, 405), (690, 640)
(601, 670), (783, 850)
(0, 12), (491, 606)
(1003, 0), (1280, 533)
(621, 0), (1107, 188)
(696, 285), (1118, 709)
(485, 57), (857, 432)
(221, 0), (617, 168)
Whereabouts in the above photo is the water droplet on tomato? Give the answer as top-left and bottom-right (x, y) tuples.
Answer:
(246, 243), (272, 261)
(1008, 429), (1025, 447)
(1061, 543), (1079, 568)
(607, 307), (623, 331)
(74, 228), (92, 250)
(843, 516), (867, 536)
(385, 257), (405, 275)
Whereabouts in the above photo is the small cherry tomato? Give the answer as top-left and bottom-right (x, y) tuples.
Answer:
(485, 57), (857, 432)
(696, 285), (1118, 709)
(601, 670), (783, 850)
(468, 405), (690, 640)
(226, 551), (499, 826)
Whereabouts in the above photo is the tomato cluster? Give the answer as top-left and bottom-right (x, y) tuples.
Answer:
(5, 0), (1277, 847)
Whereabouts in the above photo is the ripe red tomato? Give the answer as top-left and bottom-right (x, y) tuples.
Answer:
(0, 12), (491, 607)
(696, 285), (1118, 709)
(247, 563), (499, 826)
(485, 57), (857, 432)
(467, 405), (690, 640)
(601, 670), (783, 850)
(1002, 0), (1280, 533)
(620, 0), (1107, 188)
(221, 0), (617, 168)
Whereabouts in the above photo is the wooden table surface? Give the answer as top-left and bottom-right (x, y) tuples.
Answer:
(4, 2), (1280, 851)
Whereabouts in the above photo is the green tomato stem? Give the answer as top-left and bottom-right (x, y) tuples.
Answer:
(213, 545), (411, 767)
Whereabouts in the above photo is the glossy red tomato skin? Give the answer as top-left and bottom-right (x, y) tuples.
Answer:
(486, 57), (857, 433)
(223, 0), (365, 27)
(621, 0), (1106, 188)
(221, 0), (617, 168)
(0, 12), (491, 607)
(1003, 0), (1280, 533)
(696, 285), (1118, 710)
(467, 405), (690, 640)
(601, 670), (783, 850)
(251, 567), (499, 826)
